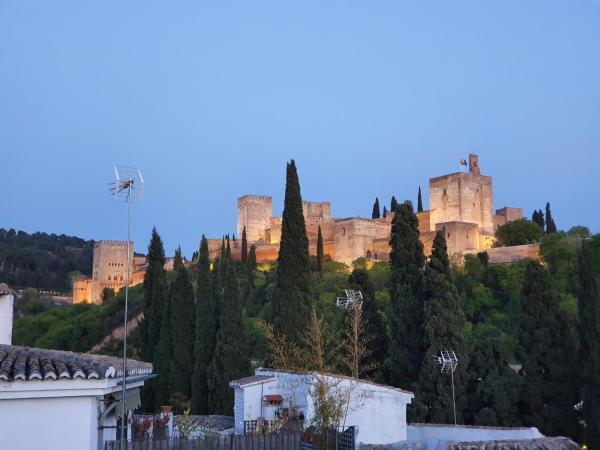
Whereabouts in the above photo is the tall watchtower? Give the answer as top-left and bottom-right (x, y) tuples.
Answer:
(428, 154), (494, 235)
(237, 195), (273, 242)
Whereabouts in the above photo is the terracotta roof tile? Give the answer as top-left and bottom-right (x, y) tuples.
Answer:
(0, 344), (152, 382)
(0, 283), (14, 296)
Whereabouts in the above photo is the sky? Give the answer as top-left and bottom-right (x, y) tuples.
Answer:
(1, 1), (599, 257)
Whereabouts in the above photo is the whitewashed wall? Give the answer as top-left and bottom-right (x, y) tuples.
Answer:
(407, 424), (543, 450)
(0, 395), (98, 450)
(0, 293), (14, 345)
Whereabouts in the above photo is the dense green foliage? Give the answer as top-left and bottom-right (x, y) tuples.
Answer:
(207, 249), (251, 414)
(387, 201), (425, 390)
(191, 236), (217, 413)
(413, 231), (468, 423)
(0, 228), (94, 291)
(140, 228), (168, 410)
(168, 248), (195, 401)
(578, 240), (600, 446)
(495, 219), (544, 246)
(13, 284), (144, 354)
(518, 260), (577, 437)
(271, 160), (312, 347)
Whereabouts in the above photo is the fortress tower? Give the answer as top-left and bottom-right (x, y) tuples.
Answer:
(237, 195), (273, 242)
(429, 154), (495, 236)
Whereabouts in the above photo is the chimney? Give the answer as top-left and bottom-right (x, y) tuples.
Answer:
(0, 284), (15, 345)
(469, 154), (480, 176)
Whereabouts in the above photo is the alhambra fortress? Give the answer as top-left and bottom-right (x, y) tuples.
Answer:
(73, 154), (539, 304)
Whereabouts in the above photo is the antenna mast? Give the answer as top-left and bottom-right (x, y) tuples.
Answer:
(111, 166), (144, 447)
(433, 350), (459, 425)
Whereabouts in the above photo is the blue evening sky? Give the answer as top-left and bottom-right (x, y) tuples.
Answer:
(1, 1), (599, 257)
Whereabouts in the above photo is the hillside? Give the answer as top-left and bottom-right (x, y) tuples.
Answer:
(0, 228), (94, 292)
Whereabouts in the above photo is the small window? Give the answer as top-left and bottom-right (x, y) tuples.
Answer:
(447, 233), (451, 239)
(366, 250), (372, 258)
(108, 276), (111, 281)
(263, 395), (283, 406)
(443, 189), (447, 195)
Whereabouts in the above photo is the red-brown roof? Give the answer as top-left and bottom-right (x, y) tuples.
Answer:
(264, 394), (283, 402)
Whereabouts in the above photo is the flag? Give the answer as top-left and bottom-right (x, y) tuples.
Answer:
(459, 159), (467, 166)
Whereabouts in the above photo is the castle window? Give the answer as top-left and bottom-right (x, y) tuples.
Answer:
(447, 233), (451, 239)
(108, 276), (111, 281)
(366, 250), (372, 258)
(443, 189), (447, 195)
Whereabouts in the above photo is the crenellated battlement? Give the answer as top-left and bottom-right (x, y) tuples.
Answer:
(95, 240), (132, 246)
(238, 195), (273, 202)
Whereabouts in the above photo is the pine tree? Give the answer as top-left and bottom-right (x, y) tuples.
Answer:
(578, 240), (600, 447)
(412, 231), (468, 423)
(372, 198), (381, 219)
(271, 160), (312, 347)
(207, 253), (251, 414)
(191, 236), (216, 414)
(241, 226), (248, 269)
(390, 196), (398, 213)
(140, 228), (168, 411)
(349, 269), (387, 382)
(417, 186), (424, 213)
(168, 248), (195, 405)
(387, 201), (425, 390)
(316, 225), (324, 272)
(545, 202), (557, 234)
(465, 330), (521, 427)
(518, 261), (577, 437)
(382, 206), (388, 218)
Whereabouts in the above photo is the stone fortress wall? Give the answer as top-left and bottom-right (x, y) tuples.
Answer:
(231, 155), (526, 266)
(72, 241), (146, 304)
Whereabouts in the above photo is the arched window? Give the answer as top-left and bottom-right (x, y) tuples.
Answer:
(366, 250), (372, 258)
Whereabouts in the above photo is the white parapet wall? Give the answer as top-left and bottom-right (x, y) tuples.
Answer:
(0, 291), (14, 345)
(407, 424), (543, 450)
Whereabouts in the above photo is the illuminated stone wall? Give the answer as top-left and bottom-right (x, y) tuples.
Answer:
(237, 195), (273, 242)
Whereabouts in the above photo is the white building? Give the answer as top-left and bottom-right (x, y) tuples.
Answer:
(230, 368), (414, 445)
(0, 283), (155, 450)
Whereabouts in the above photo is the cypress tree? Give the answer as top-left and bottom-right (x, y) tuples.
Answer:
(316, 225), (324, 272)
(168, 247), (195, 405)
(372, 198), (381, 219)
(140, 228), (167, 411)
(417, 186), (424, 213)
(191, 236), (217, 414)
(247, 245), (257, 273)
(349, 268), (387, 382)
(518, 261), (577, 437)
(545, 202), (557, 234)
(154, 275), (173, 408)
(537, 209), (545, 230)
(412, 231), (468, 423)
(387, 201), (425, 390)
(207, 252), (251, 414)
(241, 226), (248, 269)
(271, 160), (312, 347)
(465, 330), (521, 426)
(578, 240), (600, 447)
(382, 206), (388, 218)
(390, 196), (398, 213)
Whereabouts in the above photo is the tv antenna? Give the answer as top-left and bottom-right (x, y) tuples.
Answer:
(336, 289), (363, 309)
(433, 350), (459, 425)
(110, 165), (144, 446)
